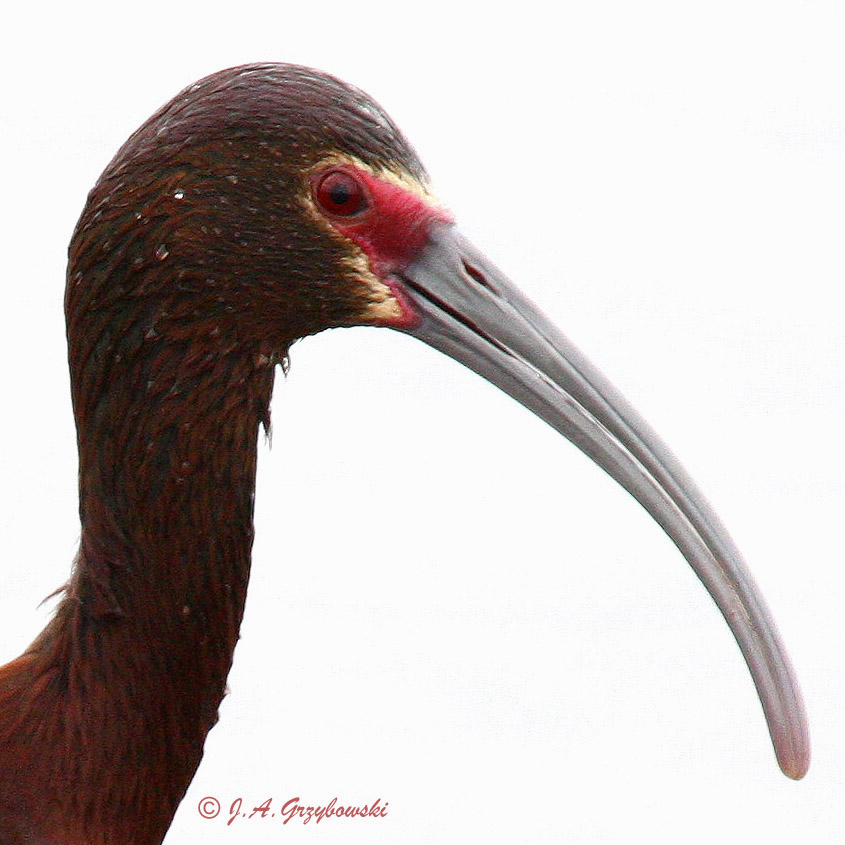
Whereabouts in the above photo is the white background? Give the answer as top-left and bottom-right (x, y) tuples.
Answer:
(1, 2), (843, 842)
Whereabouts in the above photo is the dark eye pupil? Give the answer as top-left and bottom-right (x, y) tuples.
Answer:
(315, 169), (368, 217)
(329, 183), (351, 206)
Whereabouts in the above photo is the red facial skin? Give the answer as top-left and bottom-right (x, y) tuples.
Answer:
(311, 165), (453, 328)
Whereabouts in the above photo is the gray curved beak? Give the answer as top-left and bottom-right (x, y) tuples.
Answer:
(395, 222), (810, 779)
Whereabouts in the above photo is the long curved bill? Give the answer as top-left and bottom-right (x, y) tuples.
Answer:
(395, 222), (810, 779)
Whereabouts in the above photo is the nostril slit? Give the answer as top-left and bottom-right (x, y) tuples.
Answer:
(462, 260), (496, 293)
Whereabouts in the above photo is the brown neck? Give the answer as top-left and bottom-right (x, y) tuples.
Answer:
(0, 327), (277, 843)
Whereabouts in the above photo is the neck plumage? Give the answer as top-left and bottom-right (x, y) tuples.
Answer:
(0, 312), (277, 843)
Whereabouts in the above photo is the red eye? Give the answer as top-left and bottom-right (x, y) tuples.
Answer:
(313, 169), (369, 217)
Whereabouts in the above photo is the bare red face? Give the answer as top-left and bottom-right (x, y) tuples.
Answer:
(310, 163), (452, 327)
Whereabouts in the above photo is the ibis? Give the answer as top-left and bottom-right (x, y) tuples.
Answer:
(0, 64), (809, 843)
